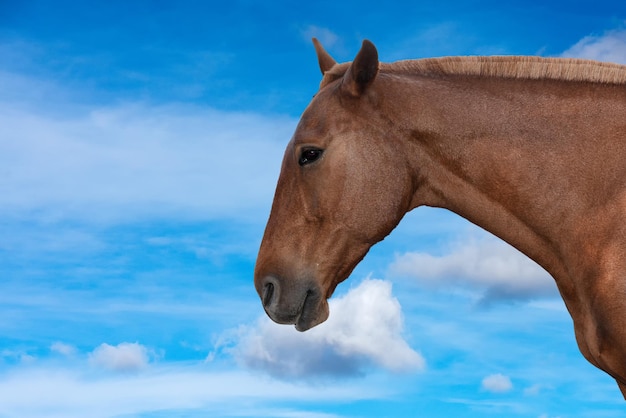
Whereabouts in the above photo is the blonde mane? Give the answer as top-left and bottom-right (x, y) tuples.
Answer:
(321, 56), (626, 88)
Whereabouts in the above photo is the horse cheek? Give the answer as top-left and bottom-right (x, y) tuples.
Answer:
(338, 160), (398, 241)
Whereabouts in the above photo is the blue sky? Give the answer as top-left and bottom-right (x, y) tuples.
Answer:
(1, 1), (626, 417)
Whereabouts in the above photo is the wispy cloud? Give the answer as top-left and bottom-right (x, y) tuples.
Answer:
(301, 25), (339, 49)
(0, 72), (293, 225)
(389, 233), (556, 304)
(50, 342), (77, 357)
(481, 373), (513, 393)
(229, 279), (424, 379)
(0, 364), (380, 418)
(386, 21), (510, 60)
(560, 29), (626, 63)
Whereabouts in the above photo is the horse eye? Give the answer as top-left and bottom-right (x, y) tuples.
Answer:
(298, 148), (323, 166)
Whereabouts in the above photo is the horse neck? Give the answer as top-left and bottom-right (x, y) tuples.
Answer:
(391, 74), (626, 283)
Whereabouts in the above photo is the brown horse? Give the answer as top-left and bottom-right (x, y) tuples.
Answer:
(254, 39), (626, 397)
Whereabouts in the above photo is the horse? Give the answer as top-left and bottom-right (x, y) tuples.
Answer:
(254, 38), (626, 397)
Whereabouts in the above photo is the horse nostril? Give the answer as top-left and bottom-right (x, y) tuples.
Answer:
(262, 281), (275, 307)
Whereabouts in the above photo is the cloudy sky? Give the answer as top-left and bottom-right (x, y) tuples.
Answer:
(1, 1), (626, 417)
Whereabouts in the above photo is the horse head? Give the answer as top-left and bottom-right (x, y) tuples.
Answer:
(254, 40), (419, 330)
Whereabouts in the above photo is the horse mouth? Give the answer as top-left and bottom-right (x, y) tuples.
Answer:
(260, 276), (329, 331)
(295, 288), (329, 331)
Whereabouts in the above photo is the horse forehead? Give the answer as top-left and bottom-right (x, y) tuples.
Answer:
(293, 113), (338, 144)
(294, 101), (366, 144)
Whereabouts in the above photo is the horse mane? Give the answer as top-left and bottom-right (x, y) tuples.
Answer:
(320, 56), (626, 88)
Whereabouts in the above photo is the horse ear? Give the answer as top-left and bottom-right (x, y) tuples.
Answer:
(341, 40), (379, 97)
(312, 38), (337, 75)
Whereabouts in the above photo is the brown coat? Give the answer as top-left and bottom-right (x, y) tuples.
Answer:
(255, 39), (626, 397)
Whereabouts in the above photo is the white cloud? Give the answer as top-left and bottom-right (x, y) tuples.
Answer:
(0, 74), (292, 224)
(560, 29), (626, 64)
(390, 234), (556, 303)
(89, 342), (150, 372)
(231, 279), (425, 378)
(481, 373), (513, 393)
(50, 342), (77, 357)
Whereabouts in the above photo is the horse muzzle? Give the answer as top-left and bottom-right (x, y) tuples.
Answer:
(257, 275), (330, 331)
